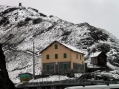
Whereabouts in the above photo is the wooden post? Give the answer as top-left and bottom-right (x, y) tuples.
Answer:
(32, 39), (35, 79)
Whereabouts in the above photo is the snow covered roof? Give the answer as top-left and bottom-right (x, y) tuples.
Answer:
(60, 42), (83, 54)
(90, 52), (101, 57)
(40, 41), (84, 54)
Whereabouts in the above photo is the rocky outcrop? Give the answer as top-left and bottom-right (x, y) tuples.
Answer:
(0, 44), (15, 89)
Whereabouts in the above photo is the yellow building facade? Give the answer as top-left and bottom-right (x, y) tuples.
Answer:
(40, 41), (85, 75)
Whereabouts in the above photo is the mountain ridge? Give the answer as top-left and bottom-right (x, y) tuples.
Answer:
(0, 5), (119, 83)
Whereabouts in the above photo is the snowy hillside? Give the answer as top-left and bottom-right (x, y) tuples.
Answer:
(0, 5), (119, 83)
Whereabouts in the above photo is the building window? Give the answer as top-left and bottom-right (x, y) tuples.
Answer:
(80, 55), (82, 60)
(64, 53), (67, 58)
(46, 55), (49, 59)
(76, 54), (78, 59)
(47, 65), (50, 71)
(64, 64), (67, 70)
(55, 44), (58, 49)
(55, 54), (58, 59)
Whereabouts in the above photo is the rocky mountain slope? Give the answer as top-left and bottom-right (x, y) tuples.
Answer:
(0, 5), (119, 83)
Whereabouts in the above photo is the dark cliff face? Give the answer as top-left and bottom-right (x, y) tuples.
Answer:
(0, 44), (15, 89)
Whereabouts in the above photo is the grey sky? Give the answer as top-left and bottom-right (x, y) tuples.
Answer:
(0, 0), (119, 38)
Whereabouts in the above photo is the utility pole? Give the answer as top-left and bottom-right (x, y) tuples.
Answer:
(32, 39), (35, 79)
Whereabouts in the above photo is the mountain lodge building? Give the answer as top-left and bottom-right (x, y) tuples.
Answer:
(40, 41), (85, 75)
(90, 52), (107, 66)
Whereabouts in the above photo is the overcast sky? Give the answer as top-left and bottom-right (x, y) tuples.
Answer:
(0, 0), (119, 38)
